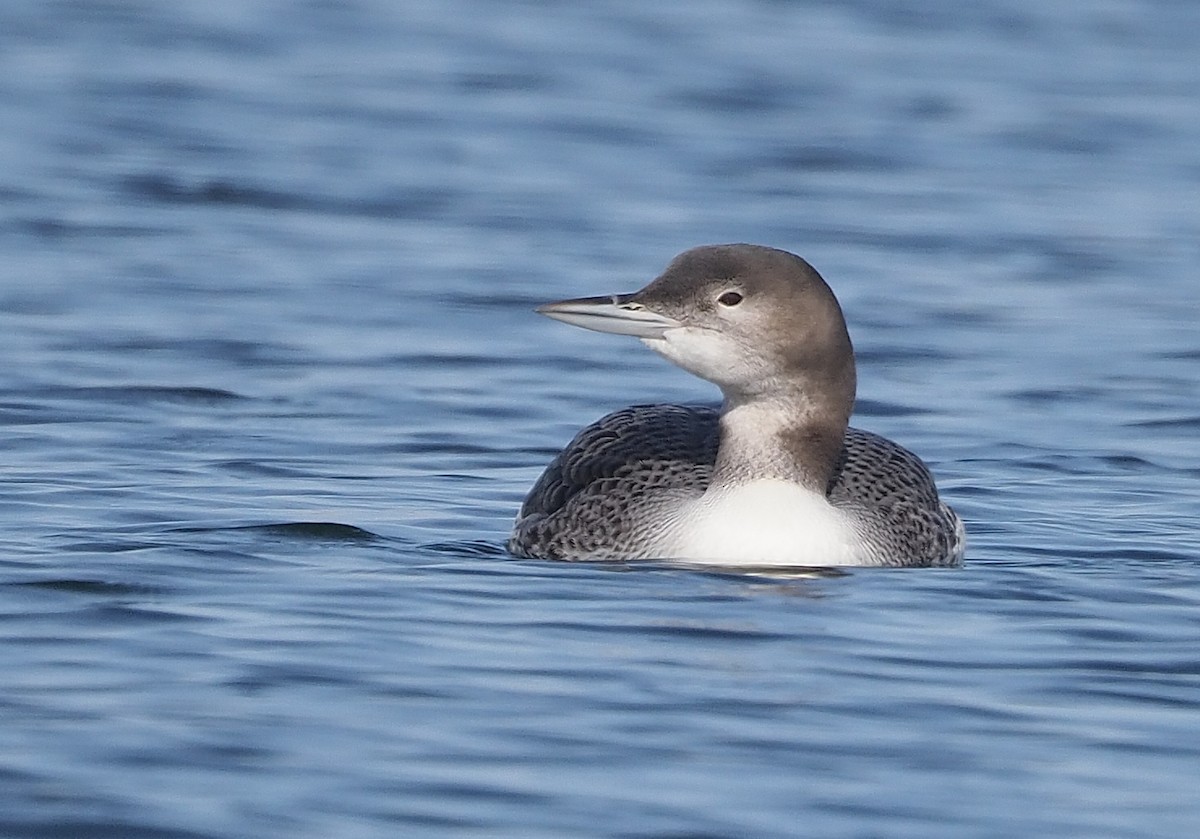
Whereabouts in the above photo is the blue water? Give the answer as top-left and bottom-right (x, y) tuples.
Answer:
(2, 1), (1199, 836)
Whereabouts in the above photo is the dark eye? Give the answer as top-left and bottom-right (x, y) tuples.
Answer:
(717, 290), (743, 307)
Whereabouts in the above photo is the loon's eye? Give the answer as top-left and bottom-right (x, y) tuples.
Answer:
(717, 290), (743, 307)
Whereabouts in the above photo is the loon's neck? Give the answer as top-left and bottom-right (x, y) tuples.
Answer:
(712, 390), (850, 495)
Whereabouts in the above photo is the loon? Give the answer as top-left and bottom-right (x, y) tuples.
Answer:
(508, 244), (964, 568)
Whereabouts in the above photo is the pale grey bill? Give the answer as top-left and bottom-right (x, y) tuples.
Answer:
(535, 295), (682, 339)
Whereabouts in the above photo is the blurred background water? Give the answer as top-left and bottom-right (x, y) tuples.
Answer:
(1, 1), (1198, 837)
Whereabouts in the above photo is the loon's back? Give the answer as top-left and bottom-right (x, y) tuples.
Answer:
(509, 404), (963, 567)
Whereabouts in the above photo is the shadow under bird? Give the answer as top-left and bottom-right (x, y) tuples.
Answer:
(509, 244), (964, 568)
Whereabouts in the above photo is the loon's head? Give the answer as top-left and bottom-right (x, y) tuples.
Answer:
(537, 244), (856, 409)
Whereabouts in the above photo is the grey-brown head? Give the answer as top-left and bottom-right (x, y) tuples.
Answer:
(538, 244), (857, 418)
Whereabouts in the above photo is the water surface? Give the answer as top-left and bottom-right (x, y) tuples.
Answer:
(2, 1), (1198, 837)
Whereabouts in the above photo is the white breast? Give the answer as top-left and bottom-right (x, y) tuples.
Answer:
(660, 479), (863, 567)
